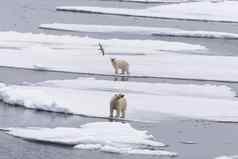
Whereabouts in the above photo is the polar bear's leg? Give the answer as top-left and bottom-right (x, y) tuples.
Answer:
(115, 108), (120, 118)
(126, 67), (129, 75)
(110, 107), (114, 118)
(115, 67), (118, 74)
(121, 69), (125, 74)
(121, 109), (126, 118)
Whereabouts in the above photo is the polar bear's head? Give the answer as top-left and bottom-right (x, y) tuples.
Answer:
(111, 58), (116, 63)
(114, 94), (125, 100)
(118, 94), (125, 98)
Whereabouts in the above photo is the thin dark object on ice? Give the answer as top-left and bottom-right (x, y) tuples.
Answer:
(98, 43), (105, 56)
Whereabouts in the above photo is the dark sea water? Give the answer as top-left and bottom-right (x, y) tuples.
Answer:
(1, 0), (238, 159)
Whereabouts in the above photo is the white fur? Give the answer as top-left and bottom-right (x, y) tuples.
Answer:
(110, 94), (127, 118)
(111, 58), (129, 75)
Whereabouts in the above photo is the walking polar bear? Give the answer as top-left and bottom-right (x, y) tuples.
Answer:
(110, 58), (129, 75)
(110, 94), (127, 118)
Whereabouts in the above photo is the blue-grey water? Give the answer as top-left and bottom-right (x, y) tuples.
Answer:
(1, 0), (238, 159)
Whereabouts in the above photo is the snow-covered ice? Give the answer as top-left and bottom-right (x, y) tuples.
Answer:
(40, 23), (238, 39)
(57, 1), (238, 23)
(104, 0), (224, 3)
(107, 0), (191, 3)
(1, 46), (238, 82)
(38, 78), (236, 99)
(0, 31), (204, 55)
(5, 122), (177, 156)
(2, 32), (238, 82)
(1, 78), (238, 122)
(215, 156), (238, 159)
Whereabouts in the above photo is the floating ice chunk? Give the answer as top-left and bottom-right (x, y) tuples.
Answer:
(180, 140), (197, 144)
(0, 85), (70, 113)
(57, 1), (238, 23)
(97, 145), (177, 156)
(5, 122), (177, 156)
(215, 156), (238, 159)
(0, 31), (204, 55)
(38, 77), (236, 99)
(114, 0), (190, 3)
(74, 144), (102, 150)
(0, 83), (6, 88)
(40, 23), (238, 40)
(0, 78), (238, 122)
(6, 32), (238, 82)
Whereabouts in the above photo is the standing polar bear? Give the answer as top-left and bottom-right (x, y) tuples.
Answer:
(110, 94), (127, 118)
(110, 58), (130, 75)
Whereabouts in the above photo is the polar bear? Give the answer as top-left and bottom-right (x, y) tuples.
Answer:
(110, 94), (127, 118)
(110, 58), (129, 75)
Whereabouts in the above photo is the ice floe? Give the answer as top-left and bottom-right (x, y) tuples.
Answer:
(4, 122), (177, 156)
(0, 31), (204, 55)
(104, 0), (191, 3)
(0, 78), (238, 122)
(40, 23), (238, 39)
(2, 32), (238, 82)
(0, 45), (238, 82)
(57, 1), (238, 23)
(215, 156), (238, 159)
(103, 0), (224, 3)
(38, 78), (236, 99)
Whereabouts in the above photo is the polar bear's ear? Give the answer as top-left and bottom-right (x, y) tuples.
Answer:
(119, 94), (125, 98)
